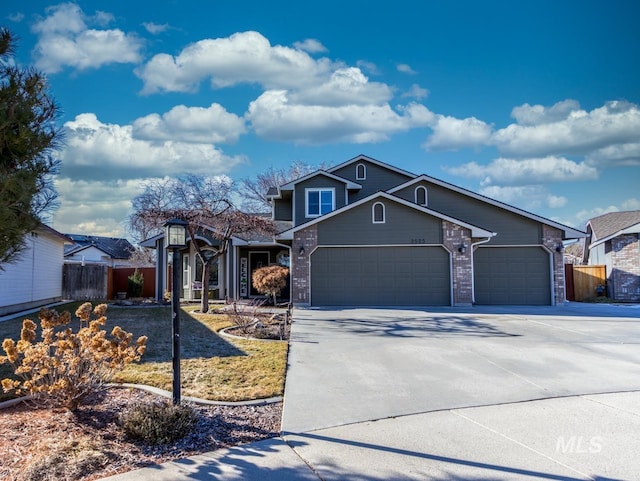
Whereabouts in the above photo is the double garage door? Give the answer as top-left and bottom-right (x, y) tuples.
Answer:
(311, 246), (450, 306)
(310, 245), (552, 306)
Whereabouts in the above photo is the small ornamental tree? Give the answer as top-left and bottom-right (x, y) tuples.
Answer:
(252, 265), (289, 306)
(0, 303), (147, 411)
(128, 268), (144, 298)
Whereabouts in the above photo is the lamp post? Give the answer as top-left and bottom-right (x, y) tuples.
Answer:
(164, 218), (188, 405)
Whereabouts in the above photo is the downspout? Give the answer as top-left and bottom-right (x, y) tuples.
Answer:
(470, 237), (493, 304)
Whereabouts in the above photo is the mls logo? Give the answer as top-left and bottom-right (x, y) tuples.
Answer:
(556, 436), (603, 454)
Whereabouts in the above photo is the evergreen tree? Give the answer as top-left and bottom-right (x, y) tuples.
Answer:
(0, 28), (61, 267)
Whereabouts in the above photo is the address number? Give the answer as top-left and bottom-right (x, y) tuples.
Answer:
(410, 238), (426, 244)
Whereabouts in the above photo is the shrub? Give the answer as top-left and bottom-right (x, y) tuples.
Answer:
(128, 269), (144, 298)
(119, 401), (196, 445)
(252, 265), (289, 306)
(0, 303), (147, 411)
(226, 298), (266, 334)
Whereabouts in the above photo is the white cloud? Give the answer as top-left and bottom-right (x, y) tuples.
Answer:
(31, 3), (142, 73)
(585, 142), (640, 167)
(492, 100), (640, 158)
(423, 115), (493, 151)
(397, 63), (416, 74)
(479, 185), (568, 211)
(356, 60), (379, 75)
(446, 156), (598, 185)
(288, 67), (393, 106)
(402, 84), (429, 100)
(247, 91), (433, 144)
(136, 31), (336, 94)
(132, 103), (246, 144)
(293, 38), (327, 53)
(143, 22), (170, 34)
(510, 99), (581, 126)
(8, 12), (25, 22)
(53, 178), (144, 237)
(58, 113), (245, 181)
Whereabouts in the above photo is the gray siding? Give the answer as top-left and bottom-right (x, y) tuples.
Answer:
(273, 197), (292, 221)
(398, 182), (543, 245)
(317, 199), (442, 245)
(332, 160), (414, 202)
(294, 174), (348, 226)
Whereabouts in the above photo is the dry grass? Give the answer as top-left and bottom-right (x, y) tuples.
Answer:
(0, 301), (288, 402)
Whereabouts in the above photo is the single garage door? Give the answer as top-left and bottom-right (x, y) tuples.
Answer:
(474, 247), (551, 305)
(311, 246), (450, 306)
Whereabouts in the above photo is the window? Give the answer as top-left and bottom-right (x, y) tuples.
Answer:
(356, 163), (366, 180)
(415, 186), (428, 206)
(195, 249), (219, 290)
(306, 188), (335, 217)
(372, 202), (385, 223)
(182, 254), (190, 289)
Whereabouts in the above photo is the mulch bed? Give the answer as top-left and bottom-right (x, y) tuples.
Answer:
(0, 387), (282, 481)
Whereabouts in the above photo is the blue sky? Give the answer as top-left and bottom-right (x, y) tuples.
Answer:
(5, 1), (640, 238)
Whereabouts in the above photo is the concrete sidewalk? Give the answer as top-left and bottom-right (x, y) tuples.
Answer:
(103, 391), (640, 480)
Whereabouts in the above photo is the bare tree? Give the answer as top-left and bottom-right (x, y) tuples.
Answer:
(128, 175), (276, 313)
(239, 160), (326, 213)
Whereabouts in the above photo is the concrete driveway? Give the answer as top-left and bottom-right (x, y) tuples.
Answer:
(281, 303), (640, 480)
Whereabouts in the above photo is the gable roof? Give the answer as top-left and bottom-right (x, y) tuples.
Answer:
(587, 210), (640, 248)
(268, 170), (361, 199)
(64, 235), (134, 259)
(277, 191), (496, 240)
(327, 154), (416, 178)
(37, 224), (73, 244)
(388, 175), (585, 239)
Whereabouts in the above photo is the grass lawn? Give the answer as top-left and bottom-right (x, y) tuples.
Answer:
(0, 302), (288, 402)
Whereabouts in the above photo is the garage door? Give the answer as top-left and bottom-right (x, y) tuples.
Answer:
(311, 246), (450, 306)
(474, 247), (551, 305)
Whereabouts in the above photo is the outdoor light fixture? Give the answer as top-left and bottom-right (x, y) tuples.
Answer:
(299, 245), (305, 256)
(165, 218), (188, 249)
(556, 243), (565, 253)
(458, 243), (467, 254)
(164, 218), (188, 405)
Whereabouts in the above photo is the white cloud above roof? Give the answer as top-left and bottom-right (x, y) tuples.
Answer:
(31, 3), (142, 73)
(247, 91), (433, 144)
(136, 31), (336, 94)
(447, 156), (598, 185)
(58, 113), (245, 181)
(132, 103), (246, 144)
(423, 115), (493, 151)
(293, 38), (327, 53)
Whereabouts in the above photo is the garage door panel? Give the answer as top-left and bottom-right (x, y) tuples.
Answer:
(311, 246), (450, 306)
(474, 247), (550, 305)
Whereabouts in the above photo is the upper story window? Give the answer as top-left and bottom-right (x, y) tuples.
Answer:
(415, 186), (428, 206)
(306, 188), (335, 217)
(356, 163), (366, 180)
(372, 202), (385, 223)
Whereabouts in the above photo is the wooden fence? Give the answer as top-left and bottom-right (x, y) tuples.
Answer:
(63, 265), (156, 300)
(565, 264), (607, 301)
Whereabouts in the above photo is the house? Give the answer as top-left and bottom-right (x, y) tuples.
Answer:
(583, 210), (640, 302)
(64, 234), (135, 268)
(0, 225), (72, 316)
(146, 155), (585, 307)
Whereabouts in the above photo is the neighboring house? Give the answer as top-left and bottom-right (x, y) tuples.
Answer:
(583, 211), (640, 302)
(0, 225), (72, 316)
(64, 234), (135, 268)
(146, 155), (585, 307)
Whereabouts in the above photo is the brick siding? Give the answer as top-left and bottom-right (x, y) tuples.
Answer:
(611, 234), (640, 302)
(542, 224), (566, 305)
(442, 220), (473, 306)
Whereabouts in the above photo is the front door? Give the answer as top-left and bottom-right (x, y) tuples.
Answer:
(249, 252), (270, 296)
